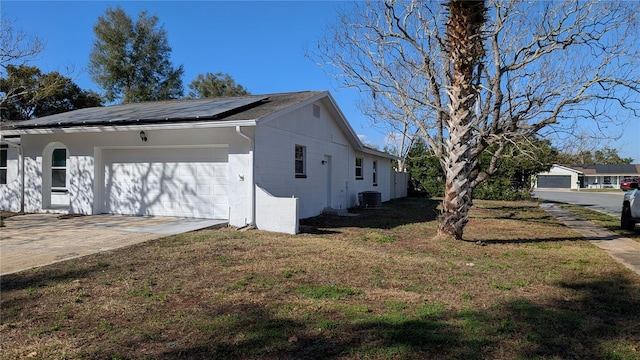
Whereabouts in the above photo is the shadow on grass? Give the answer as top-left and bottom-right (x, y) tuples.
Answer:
(300, 197), (566, 235)
(470, 203), (559, 224)
(155, 305), (477, 360)
(495, 274), (640, 359)
(299, 197), (440, 233)
(0, 263), (103, 292)
(145, 274), (639, 359)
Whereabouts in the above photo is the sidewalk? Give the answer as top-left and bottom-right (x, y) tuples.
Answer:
(540, 203), (640, 277)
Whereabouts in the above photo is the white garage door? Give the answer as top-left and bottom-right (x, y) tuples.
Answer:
(103, 147), (228, 219)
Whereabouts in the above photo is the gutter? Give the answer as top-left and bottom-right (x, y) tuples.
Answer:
(235, 126), (255, 226)
(1, 119), (258, 136)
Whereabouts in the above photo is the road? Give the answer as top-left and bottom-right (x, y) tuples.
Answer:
(533, 189), (626, 218)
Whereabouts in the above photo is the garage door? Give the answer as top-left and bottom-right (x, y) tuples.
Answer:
(537, 175), (571, 188)
(103, 147), (228, 218)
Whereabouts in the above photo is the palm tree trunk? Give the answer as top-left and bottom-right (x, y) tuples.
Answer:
(438, 0), (487, 240)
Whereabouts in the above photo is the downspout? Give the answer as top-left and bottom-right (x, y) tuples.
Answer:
(235, 126), (255, 226)
(1, 138), (25, 213)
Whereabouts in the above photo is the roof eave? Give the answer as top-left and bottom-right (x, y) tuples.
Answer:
(0, 119), (257, 135)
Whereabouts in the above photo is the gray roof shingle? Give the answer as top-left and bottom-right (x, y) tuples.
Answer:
(2, 91), (324, 129)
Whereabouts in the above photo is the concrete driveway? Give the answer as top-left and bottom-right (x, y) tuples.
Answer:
(0, 214), (226, 275)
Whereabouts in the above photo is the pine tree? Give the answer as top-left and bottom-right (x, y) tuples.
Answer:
(89, 6), (183, 103)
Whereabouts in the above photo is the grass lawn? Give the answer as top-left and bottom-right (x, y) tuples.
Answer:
(1, 198), (639, 359)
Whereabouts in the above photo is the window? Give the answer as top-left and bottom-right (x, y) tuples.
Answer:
(372, 160), (378, 186)
(295, 145), (306, 178)
(0, 145), (7, 185)
(51, 148), (67, 189)
(355, 157), (363, 180)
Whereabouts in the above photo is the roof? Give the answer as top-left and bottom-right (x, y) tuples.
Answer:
(570, 164), (640, 175)
(549, 164), (584, 174)
(1, 91), (324, 130)
(0, 90), (396, 160)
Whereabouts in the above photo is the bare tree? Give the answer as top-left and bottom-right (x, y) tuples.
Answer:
(314, 0), (640, 240)
(1, 19), (46, 119)
(0, 18), (45, 68)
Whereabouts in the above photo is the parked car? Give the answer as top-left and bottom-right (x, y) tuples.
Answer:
(620, 177), (640, 191)
(621, 182), (640, 230)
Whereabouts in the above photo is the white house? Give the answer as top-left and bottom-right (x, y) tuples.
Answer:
(536, 164), (640, 190)
(536, 165), (583, 190)
(0, 91), (406, 234)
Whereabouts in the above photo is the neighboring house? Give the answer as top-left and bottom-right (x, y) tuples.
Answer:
(0, 91), (407, 234)
(536, 164), (640, 190)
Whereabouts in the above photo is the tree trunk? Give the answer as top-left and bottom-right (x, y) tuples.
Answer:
(437, 0), (487, 240)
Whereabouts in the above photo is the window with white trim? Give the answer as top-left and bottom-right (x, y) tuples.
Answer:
(51, 148), (67, 190)
(295, 145), (306, 178)
(355, 157), (363, 180)
(0, 145), (7, 185)
(372, 160), (378, 186)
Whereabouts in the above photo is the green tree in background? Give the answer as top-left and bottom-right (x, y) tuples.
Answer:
(187, 72), (249, 99)
(473, 139), (556, 201)
(0, 64), (102, 121)
(89, 6), (184, 103)
(405, 140), (444, 197)
(556, 147), (633, 165)
(407, 138), (556, 201)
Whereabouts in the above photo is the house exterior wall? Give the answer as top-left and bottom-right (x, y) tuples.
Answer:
(584, 175), (624, 188)
(348, 150), (392, 206)
(254, 101), (392, 219)
(0, 145), (22, 212)
(0, 127), (253, 227)
(536, 165), (581, 190)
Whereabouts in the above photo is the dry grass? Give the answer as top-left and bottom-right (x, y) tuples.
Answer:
(1, 198), (639, 359)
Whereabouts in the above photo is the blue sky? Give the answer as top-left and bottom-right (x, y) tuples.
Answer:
(2, 1), (638, 162)
(2, 0), (385, 144)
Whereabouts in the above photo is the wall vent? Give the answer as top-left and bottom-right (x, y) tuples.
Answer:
(313, 104), (321, 118)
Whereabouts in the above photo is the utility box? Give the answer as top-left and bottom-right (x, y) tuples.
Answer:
(358, 191), (381, 209)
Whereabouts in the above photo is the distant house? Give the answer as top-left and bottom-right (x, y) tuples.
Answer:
(536, 164), (640, 190)
(0, 91), (407, 234)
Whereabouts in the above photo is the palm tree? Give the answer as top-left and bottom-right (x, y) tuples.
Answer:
(438, 0), (487, 240)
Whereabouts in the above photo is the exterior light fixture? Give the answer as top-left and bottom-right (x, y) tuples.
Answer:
(139, 131), (148, 142)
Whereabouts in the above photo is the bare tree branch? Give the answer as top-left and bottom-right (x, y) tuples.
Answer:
(0, 18), (45, 69)
(312, 0), (639, 239)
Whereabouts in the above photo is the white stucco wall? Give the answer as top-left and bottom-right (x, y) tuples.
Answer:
(348, 151), (392, 207)
(0, 127), (253, 227)
(255, 185), (298, 234)
(254, 100), (393, 219)
(0, 145), (22, 212)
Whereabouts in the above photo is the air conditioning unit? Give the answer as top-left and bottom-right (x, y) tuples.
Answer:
(358, 191), (381, 209)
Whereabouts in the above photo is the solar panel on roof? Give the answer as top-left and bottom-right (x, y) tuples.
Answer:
(8, 96), (268, 128)
(585, 164), (638, 173)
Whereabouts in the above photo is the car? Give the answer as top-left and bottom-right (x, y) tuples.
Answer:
(621, 182), (640, 230)
(620, 177), (640, 191)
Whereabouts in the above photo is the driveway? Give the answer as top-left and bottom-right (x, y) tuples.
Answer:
(0, 214), (226, 275)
